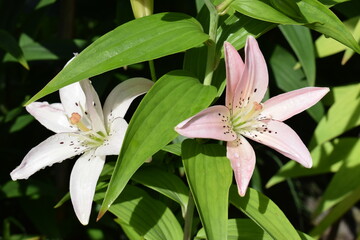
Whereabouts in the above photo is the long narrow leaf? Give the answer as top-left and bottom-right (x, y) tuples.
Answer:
(98, 71), (217, 218)
(26, 12), (209, 104)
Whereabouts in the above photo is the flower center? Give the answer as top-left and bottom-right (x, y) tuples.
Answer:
(231, 102), (263, 133)
(69, 112), (105, 147)
(70, 113), (91, 132)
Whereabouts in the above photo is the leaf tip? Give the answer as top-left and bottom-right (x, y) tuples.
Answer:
(96, 207), (108, 222)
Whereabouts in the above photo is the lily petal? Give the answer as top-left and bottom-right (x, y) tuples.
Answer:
(10, 133), (90, 180)
(70, 150), (105, 225)
(227, 136), (256, 196)
(80, 80), (106, 133)
(233, 36), (268, 110)
(103, 77), (153, 127)
(95, 117), (128, 156)
(175, 105), (237, 141)
(243, 120), (312, 168)
(26, 102), (76, 133)
(261, 87), (330, 121)
(59, 81), (86, 118)
(224, 42), (245, 109)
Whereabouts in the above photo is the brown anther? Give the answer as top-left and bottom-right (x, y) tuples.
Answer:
(70, 113), (81, 125)
(253, 102), (263, 111)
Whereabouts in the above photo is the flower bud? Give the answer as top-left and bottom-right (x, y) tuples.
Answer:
(130, 0), (154, 19)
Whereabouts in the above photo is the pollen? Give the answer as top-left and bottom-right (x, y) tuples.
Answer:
(70, 113), (81, 125)
(253, 102), (262, 111)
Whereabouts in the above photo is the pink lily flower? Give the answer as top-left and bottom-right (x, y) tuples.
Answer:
(175, 36), (329, 196)
(10, 56), (153, 225)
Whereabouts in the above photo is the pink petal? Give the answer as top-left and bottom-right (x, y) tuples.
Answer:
(233, 36), (268, 111)
(70, 151), (105, 225)
(243, 120), (312, 168)
(224, 42), (245, 109)
(26, 102), (76, 133)
(10, 133), (91, 180)
(175, 105), (237, 142)
(79, 80), (106, 133)
(103, 77), (153, 127)
(227, 136), (256, 196)
(95, 117), (128, 156)
(261, 87), (330, 121)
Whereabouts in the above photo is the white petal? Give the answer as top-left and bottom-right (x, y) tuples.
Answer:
(103, 78), (153, 126)
(59, 81), (86, 118)
(70, 151), (105, 225)
(80, 80), (106, 133)
(10, 133), (90, 180)
(243, 120), (312, 168)
(95, 117), (128, 156)
(26, 102), (76, 133)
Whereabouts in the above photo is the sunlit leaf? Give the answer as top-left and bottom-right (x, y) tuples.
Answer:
(132, 166), (189, 216)
(98, 71), (217, 218)
(95, 185), (183, 240)
(266, 138), (359, 188)
(310, 83), (360, 147)
(309, 186), (360, 239)
(195, 218), (273, 240)
(269, 45), (324, 122)
(182, 140), (232, 240)
(25, 12), (209, 104)
(279, 25), (316, 86)
(230, 186), (301, 239)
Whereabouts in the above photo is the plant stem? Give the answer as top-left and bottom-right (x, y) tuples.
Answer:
(148, 60), (157, 82)
(183, 191), (195, 240)
(216, 0), (234, 14)
(203, 0), (219, 86)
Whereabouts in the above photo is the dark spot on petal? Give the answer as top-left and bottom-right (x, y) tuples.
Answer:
(75, 102), (79, 106)
(60, 142), (64, 144)
(85, 111), (88, 115)
(254, 88), (257, 92)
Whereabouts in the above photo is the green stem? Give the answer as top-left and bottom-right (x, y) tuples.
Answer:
(203, 0), (219, 86)
(216, 0), (234, 14)
(183, 192), (195, 240)
(148, 60), (157, 82)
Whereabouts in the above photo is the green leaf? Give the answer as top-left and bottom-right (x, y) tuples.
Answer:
(3, 34), (87, 62)
(9, 114), (34, 133)
(95, 185), (183, 240)
(0, 30), (29, 69)
(297, 0), (360, 54)
(279, 25), (316, 86)
(182, 140), (232, 240)
(266, 137), (359, 188)
(310, 83), (360, 147)
(315, 16), (360, 64)
(25, 12), (209, 104)
(269, 45), (324, 122)
(195, 218), (273, 240)
(230, 0), (299, 25)
(98, 71), (217, 218)
(313, 147), (360, 217)
(230, 0), (360, 54)
(132, 166), (189, 216)
(309, 186), (360, 239)
(162, 143), (182, 156)
(229, 186), (301, 240)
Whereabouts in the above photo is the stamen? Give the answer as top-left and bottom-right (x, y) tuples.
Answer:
(70, 113), (91, 132)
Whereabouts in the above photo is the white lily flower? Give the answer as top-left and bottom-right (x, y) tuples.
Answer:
(10, 63), (153, 225)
